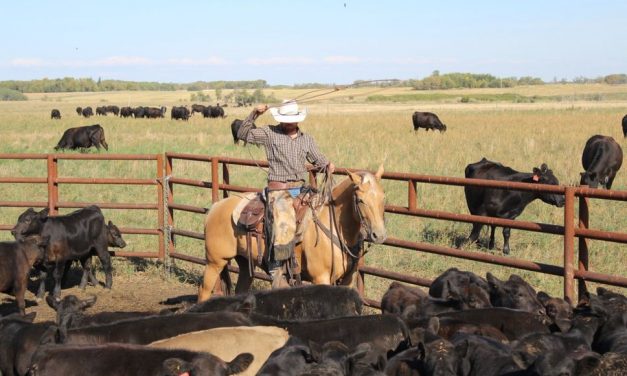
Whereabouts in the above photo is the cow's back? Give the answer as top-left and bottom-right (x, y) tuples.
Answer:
(622, 114), (627, 137)
(582, 135), (622, 170)
(464, 158), (511, 214)
(41, 206), (106, 259)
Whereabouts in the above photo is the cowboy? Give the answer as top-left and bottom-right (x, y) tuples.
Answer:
(237, 99), (335, 287)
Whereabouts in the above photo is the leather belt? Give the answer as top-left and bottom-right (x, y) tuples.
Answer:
(267, 180), (304, 190)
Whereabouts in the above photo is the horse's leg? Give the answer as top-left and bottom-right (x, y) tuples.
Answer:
(200, 196), (241, 302)
(198, 260), (227, 302)
(311, 273), (332, 285)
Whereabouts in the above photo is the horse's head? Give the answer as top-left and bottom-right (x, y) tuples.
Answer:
(347, 164), (387, 244)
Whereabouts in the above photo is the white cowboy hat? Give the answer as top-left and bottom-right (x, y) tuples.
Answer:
(270, 100), (307, 123)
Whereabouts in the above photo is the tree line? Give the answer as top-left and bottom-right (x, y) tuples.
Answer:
(0, 78), (270, 93)
(0, 73), (625, 97)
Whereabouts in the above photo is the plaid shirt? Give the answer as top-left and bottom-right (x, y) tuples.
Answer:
(237, 110), (329, 182)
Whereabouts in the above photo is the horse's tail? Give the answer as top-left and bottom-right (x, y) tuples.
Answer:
(219, 267), (233, 295)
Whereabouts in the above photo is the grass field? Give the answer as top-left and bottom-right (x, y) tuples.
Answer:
(0, 84), (625, 302)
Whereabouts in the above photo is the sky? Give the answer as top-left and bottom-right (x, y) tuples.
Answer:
(1, 1), (625, 85)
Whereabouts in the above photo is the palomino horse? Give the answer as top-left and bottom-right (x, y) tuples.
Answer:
(197, 165), (387, 302)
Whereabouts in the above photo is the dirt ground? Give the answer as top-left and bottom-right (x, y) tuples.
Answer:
(0, 258), (203, 323)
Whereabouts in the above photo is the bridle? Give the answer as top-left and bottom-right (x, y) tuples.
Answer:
(353, 191), (375, 243)
(311, 172), (378, 260)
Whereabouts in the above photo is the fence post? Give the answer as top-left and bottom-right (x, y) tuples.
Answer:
(578, 193), (590, 301)
(211, 157), (219, 203)
(563, 187), (575, 303)
(408, 179), (417, 211)
(222, 162), (230, 199)
(166, 155), (175, 259)
(156, 154), (165, 260)
(47, 154), (58, 215)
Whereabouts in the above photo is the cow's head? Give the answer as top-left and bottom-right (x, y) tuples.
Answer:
(487, 273), (548, 320)
(89, 125), (108, 151)
(537, 291), (573, 332)
(579, 171), (608, 189)
(12, 207), (49, 240)
(532, 163), (565, 207)
(106, 220), (126, 248)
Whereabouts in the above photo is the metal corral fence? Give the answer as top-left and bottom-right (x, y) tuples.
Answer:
(163, 153), (627, 307)
(0, 153), (165, 259)
(1, 153), (626, 307)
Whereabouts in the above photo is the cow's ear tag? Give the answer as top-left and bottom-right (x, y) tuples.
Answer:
(532, 175), (540, 182)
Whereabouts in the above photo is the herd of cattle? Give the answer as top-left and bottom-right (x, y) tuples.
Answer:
(50, 103), (227, 121)
(1, 260), (627, 375)
(1, 106), (626, 374)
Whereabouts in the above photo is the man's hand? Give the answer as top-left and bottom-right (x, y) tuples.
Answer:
(255, 104), (268, 114)
(327, 162), (335, 175)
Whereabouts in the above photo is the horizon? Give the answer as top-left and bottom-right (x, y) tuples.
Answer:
(1, 1), (625, 86)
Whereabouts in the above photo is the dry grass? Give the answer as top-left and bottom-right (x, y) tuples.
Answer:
(0, 84), (626, 303)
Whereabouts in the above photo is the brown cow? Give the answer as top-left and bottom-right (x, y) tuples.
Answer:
(0, 235), (47, 315)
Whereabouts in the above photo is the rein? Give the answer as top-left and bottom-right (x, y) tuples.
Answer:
(311, 170), (365, 261)
(266, 79), (401, 108)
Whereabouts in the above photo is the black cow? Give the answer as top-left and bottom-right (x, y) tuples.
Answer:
(380, 281), (427, 315)
(463, 158), (565, 254)
(75, 107), (82, 116)
(60, 311), (251, 345)
(171, 106), (190, 121)
(622, 114), (627, 138)
(436, 307), (550, 341)
(0, 235), (47, 315)
(230, 119), (256, 144)
(187, 285), (363, 320)
(537, 291), (573, 333)
(145, 106), (166, 118)
(119, 106), (133, 118)
(580, 135), (623, 189)
(451, 334), (523, 376)
(428, 268), (491, 310)
(203, 105), (225, 118)
(54, 124), (108, 151)
(0, 313), (58, 376)
(28, 343), (253, 376)
(412, 111), (447, 132)
(11, 206), (119, 299)
(95, 106), (107, 116)
(251, 314), (410, 354)
(50, 109), (61, 119)
(133, 106), (146, 118)
(105, 105), (120, 116)
(46, 294), (165, 330)
(81, 106), (93, 118)
(486, 273), (547, 317)
(191, 104), (207, 115)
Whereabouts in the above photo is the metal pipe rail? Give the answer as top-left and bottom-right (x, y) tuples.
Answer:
(0, 153), (165, 259)
(2, 152), (624, 305)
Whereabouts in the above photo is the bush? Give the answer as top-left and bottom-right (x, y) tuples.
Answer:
(190, 91), (211, 102)
(0, 88), (27, 101)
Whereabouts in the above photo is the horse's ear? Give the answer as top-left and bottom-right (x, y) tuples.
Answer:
(347, 170), (362, 185)
(375, 164), (384, 181)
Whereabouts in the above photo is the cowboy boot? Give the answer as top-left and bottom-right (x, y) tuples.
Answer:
(269, 266), (289, 289)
